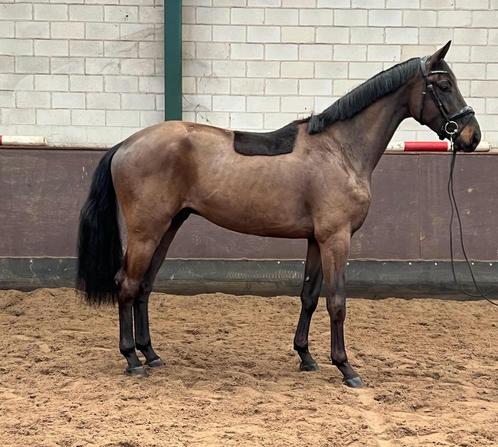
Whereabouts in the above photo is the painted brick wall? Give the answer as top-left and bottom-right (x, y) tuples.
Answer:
(1, 0), (497, 146)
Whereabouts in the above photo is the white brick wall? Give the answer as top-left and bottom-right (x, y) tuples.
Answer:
(0, 0), (164, 144)
(0, 0), (497, 146)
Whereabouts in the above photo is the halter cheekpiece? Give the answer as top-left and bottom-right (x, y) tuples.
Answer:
(418, 55), (475, 139)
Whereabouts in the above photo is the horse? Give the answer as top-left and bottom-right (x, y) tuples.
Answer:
(77, 41), (480, 387)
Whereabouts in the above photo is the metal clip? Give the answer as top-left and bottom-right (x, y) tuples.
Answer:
(444, 120), (458, 136)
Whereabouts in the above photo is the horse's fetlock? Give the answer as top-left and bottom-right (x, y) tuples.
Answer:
(135, 341), (151, 352)
(331, 353), (348, 366)
(294, 343), (309, 353)
(120, 345), (136, 356)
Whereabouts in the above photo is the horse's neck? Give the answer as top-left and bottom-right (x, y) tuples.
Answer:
(326, 87), (411, 178)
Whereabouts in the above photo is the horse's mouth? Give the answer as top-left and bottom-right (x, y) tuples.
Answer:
(454, 140), (478, 153)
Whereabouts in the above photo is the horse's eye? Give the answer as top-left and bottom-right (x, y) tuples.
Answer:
(439, 81), (451, 91)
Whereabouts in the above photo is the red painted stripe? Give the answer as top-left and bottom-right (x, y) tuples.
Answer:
(404, 141), (448, 151)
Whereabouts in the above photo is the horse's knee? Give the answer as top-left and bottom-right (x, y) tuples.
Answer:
(332, 351), (348, 366)
(120, 343), (135, 356)
(326, 295), (345, 321)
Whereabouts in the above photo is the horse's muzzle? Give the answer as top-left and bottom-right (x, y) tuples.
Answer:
(454, 124), (481, 152)
(447, 113), (481, 152)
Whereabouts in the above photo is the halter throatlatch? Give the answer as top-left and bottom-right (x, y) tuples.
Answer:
(418, 55), (475, 140)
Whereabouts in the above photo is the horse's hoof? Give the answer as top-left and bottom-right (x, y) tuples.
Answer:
(147, 357), (164, 368)
(343, 376), (365, 388)
(125, 365), (148, 377)
(300, 361), (319, 372)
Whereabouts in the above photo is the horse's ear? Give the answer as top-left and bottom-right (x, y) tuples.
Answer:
(429, 41), (451, 66)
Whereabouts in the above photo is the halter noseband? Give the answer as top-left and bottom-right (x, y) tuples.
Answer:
(418, 55), (475, 139)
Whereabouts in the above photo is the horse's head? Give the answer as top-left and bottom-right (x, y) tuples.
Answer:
(409, 41), (481, 152)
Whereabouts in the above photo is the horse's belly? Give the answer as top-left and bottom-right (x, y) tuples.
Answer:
(189, 196), (313, 239)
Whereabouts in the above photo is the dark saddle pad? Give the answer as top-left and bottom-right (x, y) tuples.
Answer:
(233, 122), (298, 156)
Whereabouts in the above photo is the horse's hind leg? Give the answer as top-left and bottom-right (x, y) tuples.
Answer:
(117, 234), (164, 377)
(294, 238), (323, 371)
(133, 210), (189, 367)
(117, 205), (182, 376)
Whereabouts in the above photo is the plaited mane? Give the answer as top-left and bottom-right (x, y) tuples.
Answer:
(304, 58), (420, 134)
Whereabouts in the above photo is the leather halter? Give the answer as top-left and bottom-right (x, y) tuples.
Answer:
(418, 56), (475, 139)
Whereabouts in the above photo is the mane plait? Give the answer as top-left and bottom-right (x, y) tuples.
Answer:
(306, 57), (420, 134)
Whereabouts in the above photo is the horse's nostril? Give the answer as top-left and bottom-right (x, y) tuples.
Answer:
(472, 131), (480, 147)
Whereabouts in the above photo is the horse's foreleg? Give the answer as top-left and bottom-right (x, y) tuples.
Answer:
(318, 230), (364, 388)
(133, 212), (188, 367)
(294, 238), (322, 371)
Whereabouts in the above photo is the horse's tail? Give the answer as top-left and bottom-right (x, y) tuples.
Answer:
(76, 143), (123, 305)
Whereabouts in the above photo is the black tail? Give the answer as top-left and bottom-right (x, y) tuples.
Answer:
(76, 143), (122, 305)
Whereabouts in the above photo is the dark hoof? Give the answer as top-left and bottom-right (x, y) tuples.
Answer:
(147, 357), (164, 368)
(343, 376), (365, 388)
(125, 365), (148, 377)
(300, 361), (319, 372)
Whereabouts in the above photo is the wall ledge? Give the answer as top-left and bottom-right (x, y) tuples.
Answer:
(1, 257), (497, 299)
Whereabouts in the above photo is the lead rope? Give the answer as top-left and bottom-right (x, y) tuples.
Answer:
(447, 133), (498, 306)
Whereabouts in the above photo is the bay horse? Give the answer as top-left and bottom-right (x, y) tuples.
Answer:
(77, 42), (480, 387)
